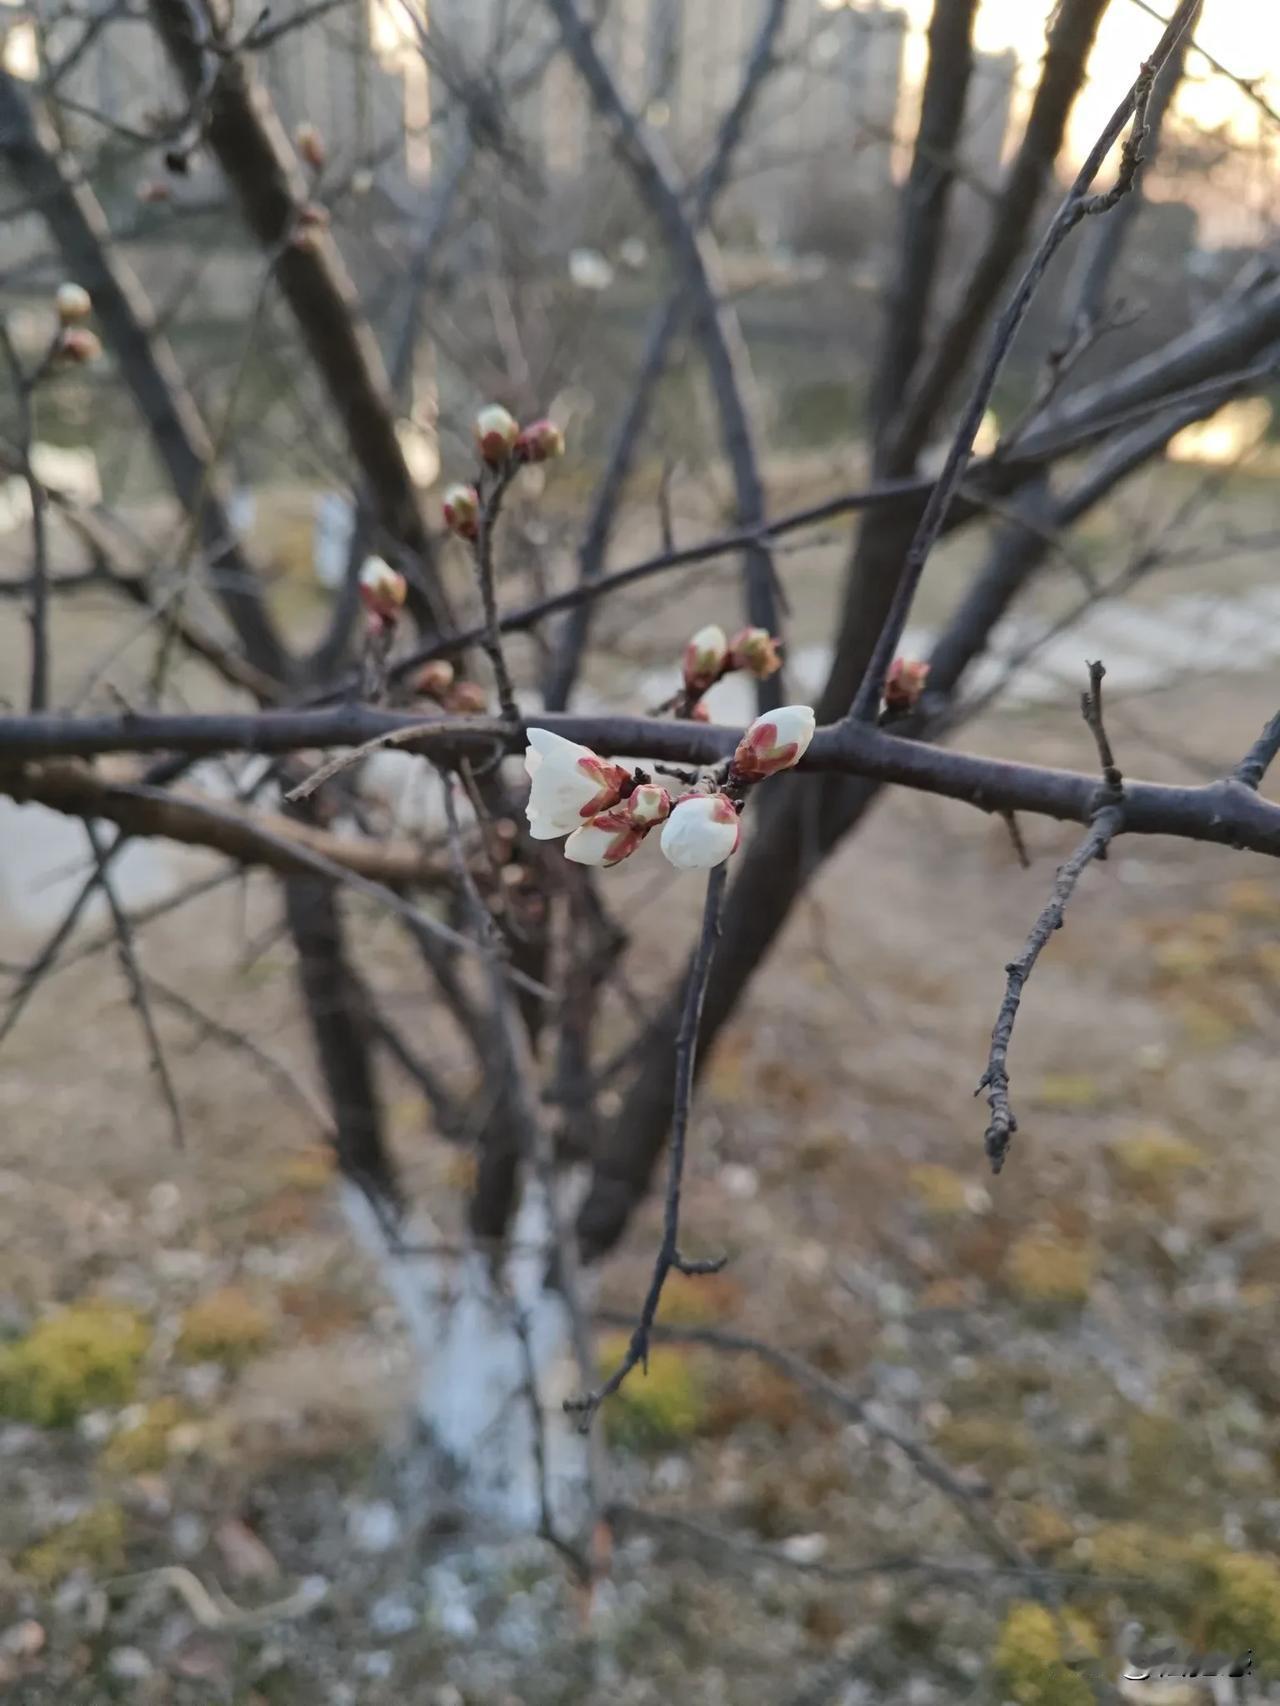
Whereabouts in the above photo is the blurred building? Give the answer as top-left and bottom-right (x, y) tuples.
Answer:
(21, 0), (410, 187)
(745, 0), (909, 251)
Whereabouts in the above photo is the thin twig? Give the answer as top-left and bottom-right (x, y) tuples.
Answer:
(83, 819), (187, 1148)
(1234, 711), (1280, 792)
(567, 862), (729, 1427)
(144, 971), (334, 1135)
(847, 0), (1200, 722)
(472, 463), (521, 724)
(978, 662), (1126, 1173)
(618, 1318), (1031, 1572)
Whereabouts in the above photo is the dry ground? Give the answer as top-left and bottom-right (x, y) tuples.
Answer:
(4, 647), (1280, 1701)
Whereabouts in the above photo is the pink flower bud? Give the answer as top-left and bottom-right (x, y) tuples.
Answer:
(883, 656), (931, 713)
(55, 283), (91, 325)
(625, 783), (671, 827)
(475, 404), (520, 466)
(295, 123), (326, 171)
(445, 680), (488, 715)
(564, 810), (644, 868)
(290, 203), (329, 251)
(659, 793), (741, 870)
(56, 328), (101, 365)
(358, 556), (407, 621)
(731, 704), (816, 782)
(412, 660), (455, 700)
(728, 626), (781, 680)
(523, 728), (628, 840)
(515, 418), (565, 463)
(442, 482), (480, 540)
(689, 699), (711, 723)
(683, 624), (728, 695)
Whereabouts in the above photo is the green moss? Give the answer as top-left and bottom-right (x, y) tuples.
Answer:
(906, 1164), (978, 1220)
(100, 1397), (189, 1474)
(176, 1287), (270, 1368)
(0, 1303), (150, 1426)
(20, 1502), (126, 1588)
(1005, 1232), (1093, 1310)
(1109, 1127), (1205, 1194)
(993, 1602), (1097, 1706)
(1198, 1550), (1280, 1667)
(599, 1334), (709, 1453)
(934, 1413), (1033, 1472)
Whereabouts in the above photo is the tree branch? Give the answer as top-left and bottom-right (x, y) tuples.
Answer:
(979, 661), (1126, 1172)
(544, 0), (784, 707)
(847, 0), (1201, 722)
(567, 863), (728, 1426)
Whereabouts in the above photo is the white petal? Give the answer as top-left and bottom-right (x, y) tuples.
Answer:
(563, 824), (613, 865)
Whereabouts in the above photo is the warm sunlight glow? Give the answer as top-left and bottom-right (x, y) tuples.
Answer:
(1, 19), (37, 79)
(887, 0), (1280, 243)
(1167, 396), (1274, 465)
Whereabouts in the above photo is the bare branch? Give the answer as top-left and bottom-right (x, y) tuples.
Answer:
(544, 0), (784, 705)
(84, 819), (188, 1148)
(567, 862), (727, 1426)
(2, 759), (452, 886)
(978, 662), (1126, 1172)
(847, 0), (1201, 722)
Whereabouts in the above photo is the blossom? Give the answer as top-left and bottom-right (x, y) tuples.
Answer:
(659, 793), (741, 870)
(357, 556), (407, 621)
(731, 705), (816, 782)
(683, 624), (728, 695)
(564, 810), (644, 868)
(728, 626), (781, 680)
(55, 283), (91, 325)
(412, 660), (455, 700)
(442, 483), (480, 539)
(515, 419), (565, 463)
(56, 328), (101, 365)
(295, 123), (326, 170)
(475, 404), (520, 465)
(446, 681), (487, 715)
(883, 656), (930, 713)
(523, 728), (628, 840)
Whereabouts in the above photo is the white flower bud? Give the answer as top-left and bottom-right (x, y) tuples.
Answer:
(683, 624), (728, 695)
(56, 283), (92, 325)
(732, 704), (816, 781)
(659, 793), (741, 870)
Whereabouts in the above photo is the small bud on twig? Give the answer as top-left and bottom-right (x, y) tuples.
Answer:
(883, 657), (930, 714)
(731, 705), (816, 782)
(294, 122), (326, 171)
(412, 659), (455, 701)
(442, 482), (480, 539)
(55, 328), (102, 365)
(475, 404), (520, 466)
(445, 680), (488, 715)
(659, 793), (741, 869)
(625, 783), (672, 828)
(55, 283), (92, 325)
(728, 626), (782, 680)
(515, 418), (565, 464)
(291, 203), (329, 252)
(682, 624), (728, 696)
(357, 556), (407, 622)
